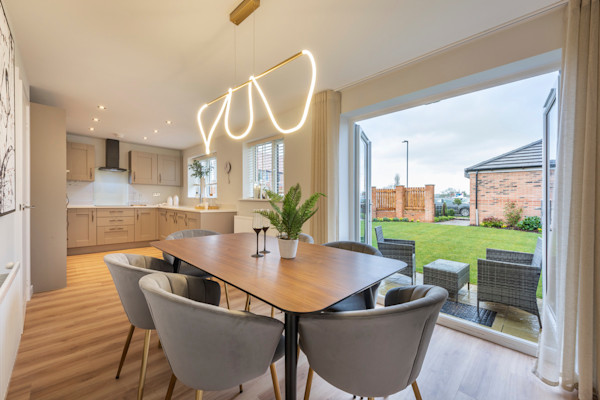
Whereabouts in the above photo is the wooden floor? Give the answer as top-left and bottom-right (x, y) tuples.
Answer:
(7, 247), (578, 400)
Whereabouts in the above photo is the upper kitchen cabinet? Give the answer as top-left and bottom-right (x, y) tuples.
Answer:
(157, 155), (181, 186)
(67, 142), (95, 181)
(129, 151), (157, 184)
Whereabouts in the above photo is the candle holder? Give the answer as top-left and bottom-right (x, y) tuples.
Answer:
(251, 212), (264, 258)
(260, 210), (270, 254)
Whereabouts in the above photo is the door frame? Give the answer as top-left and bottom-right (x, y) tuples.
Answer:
(354, 124), (372, 245)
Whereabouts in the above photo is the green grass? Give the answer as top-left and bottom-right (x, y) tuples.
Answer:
(371, 222), (543, 298)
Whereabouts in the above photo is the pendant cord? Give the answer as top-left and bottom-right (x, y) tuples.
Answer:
(253, 13), (256, 75)
(234, 25), (237, 85)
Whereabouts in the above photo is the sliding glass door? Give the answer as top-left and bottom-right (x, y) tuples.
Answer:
(356, 125), (372, 244)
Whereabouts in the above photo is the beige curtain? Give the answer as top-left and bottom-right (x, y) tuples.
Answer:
(534, 0), (599, 398)
(310, 90), (341, 244)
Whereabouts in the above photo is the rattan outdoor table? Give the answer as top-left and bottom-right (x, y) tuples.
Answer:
(423, 259), (470, 301)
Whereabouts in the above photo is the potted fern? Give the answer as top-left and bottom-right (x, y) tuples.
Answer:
(255, 183), (324, 259)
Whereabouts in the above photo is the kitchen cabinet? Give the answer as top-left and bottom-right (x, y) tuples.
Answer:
(96, 208), (135, 245)
(129, 151), (157, 185)
(135, 208), (157, 241)
(67, 142), (95, 181)
(157, 155), (181, 186)
(67, 208), (96, 248)
(185, 212), (201, 229)
(158, 209), (170, 240)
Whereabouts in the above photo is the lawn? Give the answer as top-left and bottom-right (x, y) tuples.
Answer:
(371, 222), (543, 298)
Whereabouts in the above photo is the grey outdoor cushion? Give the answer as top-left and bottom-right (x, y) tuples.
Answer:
(299, 285), (448, 398)
(322, 241), (383, 311)
(139, 272), (284, 392)
(163, 229), (220, 277)
(104, 253), (177, 329)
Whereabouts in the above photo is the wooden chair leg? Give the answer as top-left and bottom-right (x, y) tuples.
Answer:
(239, 384), (243, 392)
(164, 373), (177, 400)
(271, 306), (275, 317)
(412, 381), (423, 400)
(115, 324), (135, 379)
(303, 368), (314, 400)
(224, 282), (231, 310)
(195, 390), (203, 400)
(137, 330), (151, 400)
(269, 363), (282, 400)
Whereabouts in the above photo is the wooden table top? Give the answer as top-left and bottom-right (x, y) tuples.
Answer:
(152, 233), (406, 314)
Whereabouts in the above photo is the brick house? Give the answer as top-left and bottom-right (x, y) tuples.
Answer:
(464, 140), (542, 225)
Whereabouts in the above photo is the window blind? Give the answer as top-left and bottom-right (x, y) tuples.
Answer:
(246, 139), (284, 197)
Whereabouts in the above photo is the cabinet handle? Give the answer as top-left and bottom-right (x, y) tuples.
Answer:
(89, 168), (92, 179)
(109, 227), (124, 231)
(137, 212), (139, 221)
(91, 211), (94, 222)
(159, 173), (161, 183)
(184, 215), (188, 227)
(109, 210), (123, 213)
(110, 219), (123, 222)
(133, 171), (136, 182)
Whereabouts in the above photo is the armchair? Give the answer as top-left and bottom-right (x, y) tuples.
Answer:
(374, 226), (416, 284)
(477, 237), (542, 327)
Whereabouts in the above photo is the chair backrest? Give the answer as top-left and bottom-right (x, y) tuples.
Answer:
(163, 229), (220, 265)
(139, 272), (284, 392)
(104, 253), (174, 329)
(299, 285), (447, 398)
(298, 233), (315, 244)
(374, 226), (384, 243)
(323, 241), (382, 256)
(531, 237), (543, 269)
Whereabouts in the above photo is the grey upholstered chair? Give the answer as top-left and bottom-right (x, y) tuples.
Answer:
(322, 241), (383, 311)
(300, 285), (448, 400)
(298, 233), (315, 244)
(477, 237), (543, 327)
(104, 253), (178, 400)
(375, 226), (416, 284)
(163, 229), (233, 309)
(139, 272), (284, 400)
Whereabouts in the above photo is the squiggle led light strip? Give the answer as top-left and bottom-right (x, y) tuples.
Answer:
(197, 49), (316, 155)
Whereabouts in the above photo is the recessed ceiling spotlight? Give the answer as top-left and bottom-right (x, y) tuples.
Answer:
(154, 129), (159, 133)
(89, 127), (95, 131)
(98, 105), (107, 110)
(143, 136), (148, 140)
(166, 120), (172, 125)
(92, 117), (99, 122)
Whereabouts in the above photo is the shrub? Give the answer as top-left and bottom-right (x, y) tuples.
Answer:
(372, 218), (378, 222)
(504, 202), (523, 227)
(382, 217), (391, 222)
(402, 218), (409, 222)
(447, 209), (455, 216)
(434, 217), (440, 222)
(481, 216), (503, 228)
(518, 216), (542, 231)
(410, 218), (414, 222)
(392, 217), (400, 222)
(416, 219), (420, 223)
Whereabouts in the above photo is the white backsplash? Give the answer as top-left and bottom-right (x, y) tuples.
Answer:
(66, 169), (182, 206)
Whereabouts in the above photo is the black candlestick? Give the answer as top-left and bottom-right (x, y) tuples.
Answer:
(260, 226), (270, 254)
(251, 228), (264, 258)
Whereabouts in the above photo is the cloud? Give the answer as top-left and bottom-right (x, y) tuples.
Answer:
(358, 71), (558, 192)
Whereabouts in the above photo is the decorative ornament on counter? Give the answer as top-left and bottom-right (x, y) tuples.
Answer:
(224, 161), (231, 184)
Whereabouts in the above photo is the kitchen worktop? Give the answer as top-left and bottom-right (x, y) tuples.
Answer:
(67, 205), (237, 213)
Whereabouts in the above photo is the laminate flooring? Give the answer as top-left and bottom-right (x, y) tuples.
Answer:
(7, 247), (578, 400)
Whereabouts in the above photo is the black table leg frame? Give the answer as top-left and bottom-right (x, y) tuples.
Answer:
(173, 257), (181, 274)
(284, 312), (299, 400)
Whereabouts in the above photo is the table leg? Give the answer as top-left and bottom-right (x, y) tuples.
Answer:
(284, 313), (299, 400)
(173, 257), (181, 274)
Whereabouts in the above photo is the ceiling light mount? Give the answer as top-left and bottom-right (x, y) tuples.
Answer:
(230, 0), (260, 26)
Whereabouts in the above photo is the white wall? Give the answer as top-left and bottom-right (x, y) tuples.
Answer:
(181, 106), (312, 231)
(66, 134), (183, 205)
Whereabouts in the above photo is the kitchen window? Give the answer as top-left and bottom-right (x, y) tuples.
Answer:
(187, 156), (217, 198)
(245, 138), (284, 198)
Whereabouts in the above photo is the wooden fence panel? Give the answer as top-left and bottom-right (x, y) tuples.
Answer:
(405, 187), (425, 210)
(375, 189), (395, 210)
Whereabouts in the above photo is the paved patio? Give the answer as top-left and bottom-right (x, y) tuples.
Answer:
(379, 272), (542, 343)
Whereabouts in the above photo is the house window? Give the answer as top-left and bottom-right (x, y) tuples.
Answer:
(246, 139), (284, 198)
(187, 156), (217, 198)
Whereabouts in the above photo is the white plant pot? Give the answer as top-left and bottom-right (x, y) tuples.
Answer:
(278, 238), (299, 259)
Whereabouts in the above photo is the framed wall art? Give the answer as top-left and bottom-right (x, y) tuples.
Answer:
(0, 0), (14, 217)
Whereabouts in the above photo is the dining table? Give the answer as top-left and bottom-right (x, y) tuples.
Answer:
(152, 232), (406, 400)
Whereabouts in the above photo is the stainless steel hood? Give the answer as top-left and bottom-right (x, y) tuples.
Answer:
(99, 139), (127, 172)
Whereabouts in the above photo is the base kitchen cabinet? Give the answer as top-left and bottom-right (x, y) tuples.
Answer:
(97, 225), (135, 245)
(158, 209), (170, 240)
(96, 208), (135, 245)
(135, 208), (157, 241)
(67, 208), (96, 248)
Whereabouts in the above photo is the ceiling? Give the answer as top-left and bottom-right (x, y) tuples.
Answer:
(4, 0), (559, 150)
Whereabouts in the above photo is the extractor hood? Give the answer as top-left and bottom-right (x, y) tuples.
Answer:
(98, 139), (127, 172)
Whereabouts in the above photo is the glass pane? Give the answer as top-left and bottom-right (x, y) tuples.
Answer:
(359, 138), (366, 243)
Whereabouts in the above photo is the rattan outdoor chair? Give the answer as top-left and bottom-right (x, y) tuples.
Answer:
(374, 226), (416, 284)
(477, 237), (542, 327)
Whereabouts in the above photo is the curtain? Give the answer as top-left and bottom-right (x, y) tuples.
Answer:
(310, 90), (341, 244)
(534, 1), (599, 398)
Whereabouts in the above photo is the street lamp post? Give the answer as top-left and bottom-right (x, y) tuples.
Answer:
(402, 140), (408, 187)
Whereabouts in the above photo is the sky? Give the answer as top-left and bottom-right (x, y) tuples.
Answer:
(358, 71), (559, 194)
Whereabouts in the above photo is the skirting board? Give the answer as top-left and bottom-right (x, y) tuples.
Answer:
(67, 241), (153, 256)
